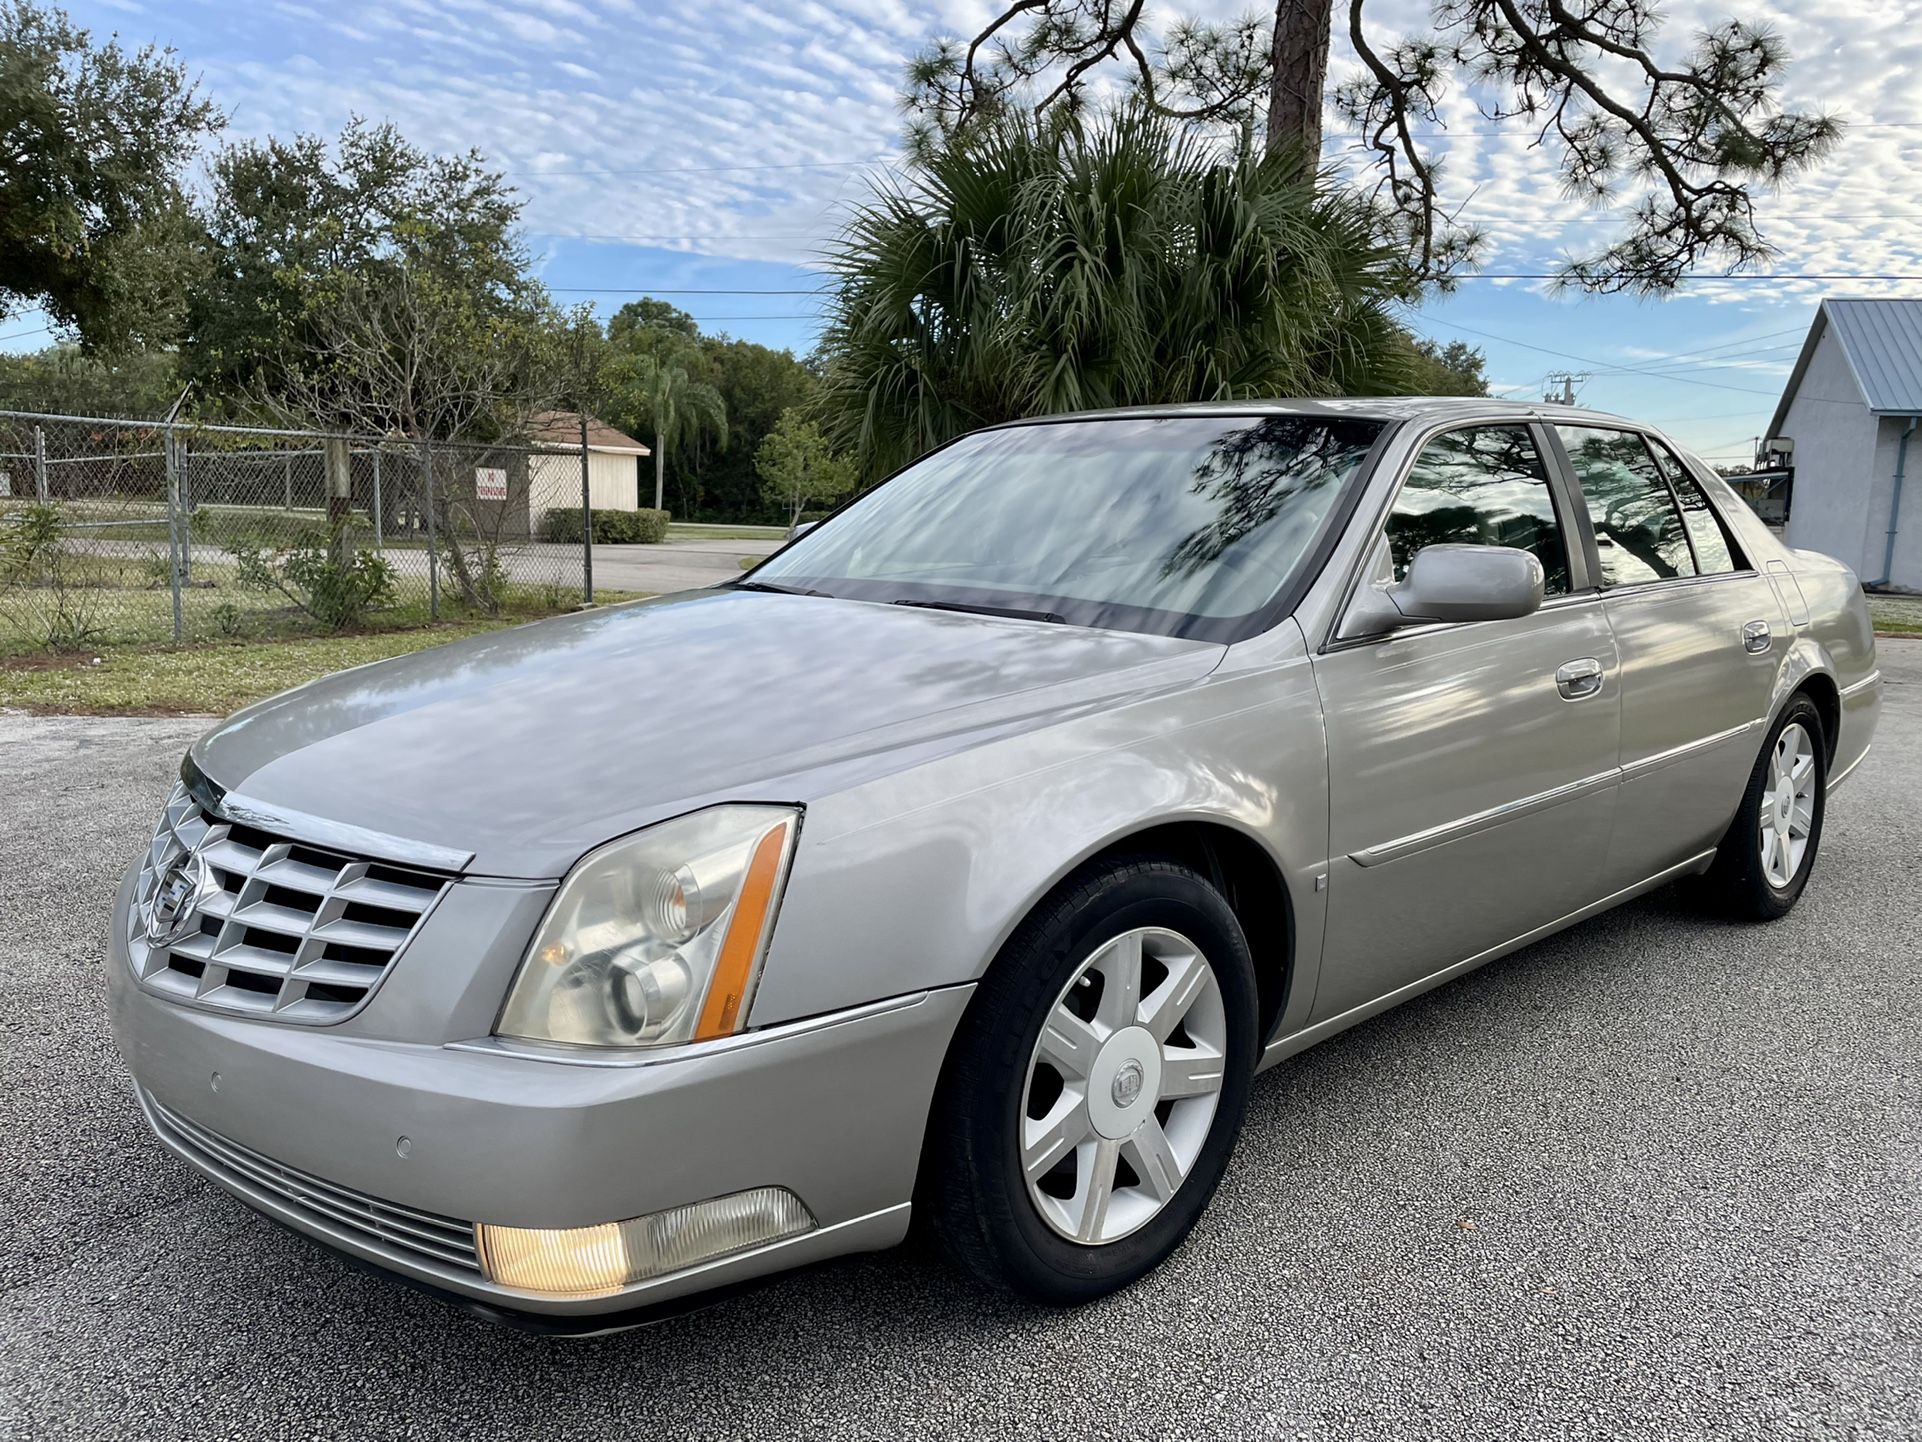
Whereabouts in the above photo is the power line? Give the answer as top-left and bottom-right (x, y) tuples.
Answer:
(1424, 317), (1783, 396)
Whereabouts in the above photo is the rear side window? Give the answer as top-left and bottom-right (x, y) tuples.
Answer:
(1555, 426), (1695, 587)
(1385, 425), (1571, 594)
(1647, 440), (1742, 574)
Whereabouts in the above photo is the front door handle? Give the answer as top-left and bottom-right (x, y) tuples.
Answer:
(1743, 619), (1772, 653)
(1556, 657), (1604, 700)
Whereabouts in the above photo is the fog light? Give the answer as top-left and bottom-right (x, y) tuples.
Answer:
(476, 1187), (816, 1296)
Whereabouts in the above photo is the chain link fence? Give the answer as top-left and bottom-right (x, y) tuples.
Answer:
(0, 410), (600, 654)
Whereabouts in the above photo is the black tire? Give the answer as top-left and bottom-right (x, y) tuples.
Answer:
(926, 856), (1259, 1304)
(1697, 694), (1827, 921)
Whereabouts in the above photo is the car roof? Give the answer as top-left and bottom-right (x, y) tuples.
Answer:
(983, 397), (1655, 430)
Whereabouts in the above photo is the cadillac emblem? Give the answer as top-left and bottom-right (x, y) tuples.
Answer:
(145, 850), (217, 947)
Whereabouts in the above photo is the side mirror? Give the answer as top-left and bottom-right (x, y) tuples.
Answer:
(1342, 543), (1545, 639)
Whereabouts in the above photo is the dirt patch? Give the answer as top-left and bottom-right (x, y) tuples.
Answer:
(0, 652), (99, 673)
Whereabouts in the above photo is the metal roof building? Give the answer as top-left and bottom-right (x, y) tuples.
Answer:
(1767, 298), (1922, 590)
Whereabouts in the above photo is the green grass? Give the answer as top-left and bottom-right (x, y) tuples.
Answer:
(1869, 594), (1922, 636)
(0, 623), (516, 715)
(665, 521), (788, 542)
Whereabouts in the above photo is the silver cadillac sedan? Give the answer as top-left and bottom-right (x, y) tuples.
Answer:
(108, 399), (1881, 1329)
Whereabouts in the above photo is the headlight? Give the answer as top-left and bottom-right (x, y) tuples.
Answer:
(496, 805), (798, 1049)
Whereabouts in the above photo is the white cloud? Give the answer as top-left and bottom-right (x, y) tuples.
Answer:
(124, 0), (1920, 318)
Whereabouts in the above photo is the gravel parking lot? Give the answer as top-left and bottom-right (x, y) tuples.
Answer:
(3, 647), (1918, 1440)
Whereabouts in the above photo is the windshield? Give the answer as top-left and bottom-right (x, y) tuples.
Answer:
(746, 414), (1385, 639)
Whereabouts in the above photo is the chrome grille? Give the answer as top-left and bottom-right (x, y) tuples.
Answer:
(130, 782), (449, 1024)
(143, 1092), (481, 1275)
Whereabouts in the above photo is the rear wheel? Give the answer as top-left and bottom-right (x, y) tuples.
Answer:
(1697, 695), (1827, 920)
(927, 858), (1258, 1303)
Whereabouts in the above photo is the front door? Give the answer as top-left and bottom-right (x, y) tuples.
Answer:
(1550, 426), (1783, 890)
(1310, 423), (1621, 1024)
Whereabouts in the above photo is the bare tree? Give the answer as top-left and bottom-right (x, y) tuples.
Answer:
(258, 262), (575, 612)
(902, 0), (1839, 292)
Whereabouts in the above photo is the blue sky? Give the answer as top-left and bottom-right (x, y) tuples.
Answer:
(17, 0), (1922, 466)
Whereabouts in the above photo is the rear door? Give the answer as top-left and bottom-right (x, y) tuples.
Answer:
(1549, 426), (1781, 891)
(1310, 422), (1620, 1023)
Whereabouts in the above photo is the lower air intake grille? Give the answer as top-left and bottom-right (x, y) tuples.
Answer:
(143, 1092), (482, 1276)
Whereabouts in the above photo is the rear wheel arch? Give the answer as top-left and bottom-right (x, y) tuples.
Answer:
(1794, 672), (1840, 764)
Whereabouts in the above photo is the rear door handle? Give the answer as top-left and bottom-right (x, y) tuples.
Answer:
(1556, 657), (1604, 700)
(1743, 619), (1772, 653)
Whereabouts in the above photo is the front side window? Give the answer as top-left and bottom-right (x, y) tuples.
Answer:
(1556, 426), (1695, 587)
(1647, 440), (1742, 575)
(1384, 425), (1571, 593)
(750, 414), (1385, 638)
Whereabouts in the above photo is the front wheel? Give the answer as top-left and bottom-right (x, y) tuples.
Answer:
(926, 857), (1258, 1303)
(1697, 695), (1828, 920)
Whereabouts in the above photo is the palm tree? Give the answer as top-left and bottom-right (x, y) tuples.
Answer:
(609, 347), (728, 512)
(816, 107), (1417, 478)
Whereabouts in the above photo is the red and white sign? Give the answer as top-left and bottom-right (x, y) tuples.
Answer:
(475, 466), (508, 500)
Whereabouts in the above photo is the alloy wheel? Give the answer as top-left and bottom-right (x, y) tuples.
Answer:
(1020, 927), (1228, 1245)
(1759, 720), (1818, 888)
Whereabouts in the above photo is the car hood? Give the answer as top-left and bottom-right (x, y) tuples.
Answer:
(191, 590), (1223, 877)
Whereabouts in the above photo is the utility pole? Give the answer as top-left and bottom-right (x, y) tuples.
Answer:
(1543, 371), (1589, 406)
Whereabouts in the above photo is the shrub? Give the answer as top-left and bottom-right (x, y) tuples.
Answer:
(540, 507), (669, 546)
(231, 533), (396, 630)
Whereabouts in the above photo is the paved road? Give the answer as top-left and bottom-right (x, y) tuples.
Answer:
(589, 535), (783, 595)
(3, 648), (1918, 1440)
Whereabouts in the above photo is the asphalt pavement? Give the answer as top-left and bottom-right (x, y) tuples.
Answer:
(2, 646), (1917, 1440)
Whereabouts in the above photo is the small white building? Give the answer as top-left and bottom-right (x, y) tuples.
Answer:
(1767, 298), (1922, 590)
(526, 411), (652, 518)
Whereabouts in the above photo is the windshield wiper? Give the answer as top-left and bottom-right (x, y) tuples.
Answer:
(892, 598), (1066, 624)
(732, 579), (831, 597)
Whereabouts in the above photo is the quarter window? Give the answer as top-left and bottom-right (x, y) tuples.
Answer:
(1556, 426), (1695, 586)
(1384, 426), (1571, 594)
(1646, 440), (1742, 575)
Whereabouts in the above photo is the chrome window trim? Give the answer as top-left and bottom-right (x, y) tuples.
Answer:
(1593, 568), (1764, 602)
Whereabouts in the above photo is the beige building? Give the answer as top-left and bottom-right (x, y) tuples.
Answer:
(526, 412), (652, 518)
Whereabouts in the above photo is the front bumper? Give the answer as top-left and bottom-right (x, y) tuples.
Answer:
(108, 912), (972, 1319)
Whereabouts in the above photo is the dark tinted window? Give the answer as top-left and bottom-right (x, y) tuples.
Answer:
(1647, 440), (1741, 574)
(1556, 426), (1695, 586)
(1385, 425), (1570, 593)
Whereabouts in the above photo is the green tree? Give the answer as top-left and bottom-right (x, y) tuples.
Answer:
(755, 409), (856, 526)
(0, 343), (182, 416)
(905, 0), (1839, 291)
(1404, 338), (1488, 397)
(608, 297), (700, 345)
(692, 336), (820, 521)
(817, 107), (1411, 478)
(605, 347), (728, 513)
(188, 118), (542, 430)
(0, 1), (221, 349)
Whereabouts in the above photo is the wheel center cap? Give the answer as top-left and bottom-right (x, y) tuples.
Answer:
(1775, 779), (1794, 821)
(1111, 1059), (1145, 1108)
(1087, 1026), (1162, 1140)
